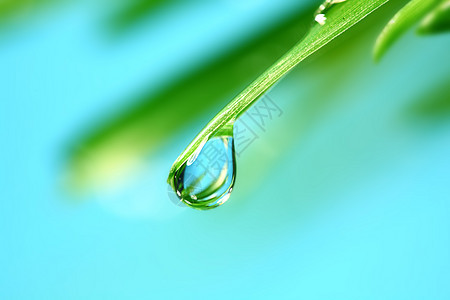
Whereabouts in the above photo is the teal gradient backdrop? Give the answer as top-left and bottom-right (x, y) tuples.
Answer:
(1, 0), (449, 299)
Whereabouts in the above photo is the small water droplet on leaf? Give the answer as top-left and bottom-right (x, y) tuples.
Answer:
(314, 0), (348, 25)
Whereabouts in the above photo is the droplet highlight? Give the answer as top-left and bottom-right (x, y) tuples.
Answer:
(171, 126), (236, 210)
(314, 0), (347, 25)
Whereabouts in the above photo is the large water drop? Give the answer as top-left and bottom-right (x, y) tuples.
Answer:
(171, 125), (236, 210)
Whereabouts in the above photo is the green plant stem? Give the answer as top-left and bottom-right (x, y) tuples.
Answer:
(168, 0), (390, 182)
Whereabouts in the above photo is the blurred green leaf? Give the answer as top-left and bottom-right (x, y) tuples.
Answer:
(0, 0), (53, 18)
(405, 76), (450, 121)
(417, 0), (450, 34)
(0, 0), (31, 16)
(108, 0), (181, 33)
(373, 0), (441, 61)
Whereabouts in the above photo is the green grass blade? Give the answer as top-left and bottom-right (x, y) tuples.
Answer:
(66, 5), (317, 189)
(0, 0), (52, 21)
(168, 0), (391, 184)
(417, 0), (450, 34)
(373, 0), (441, 61)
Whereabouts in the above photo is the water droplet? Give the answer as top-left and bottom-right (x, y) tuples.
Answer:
(314, 0), (347, 25)
(315, 14), (327, 26)
(170, 123), (236, 210)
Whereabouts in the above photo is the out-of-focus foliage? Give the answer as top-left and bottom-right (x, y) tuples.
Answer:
(374, 0), (441, 61)
(374, 0), (450, 61)
(406, 77), (450, 122)
(418, 0), (450, 34)
(0, 0), (54, 21)
(0, 0), (35, 17)
(0, 0), (191, 35)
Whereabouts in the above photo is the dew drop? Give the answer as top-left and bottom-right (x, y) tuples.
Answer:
(171, 123), (236, 210)
(315, 13), (327, 26)
(314, 0), (347, 25)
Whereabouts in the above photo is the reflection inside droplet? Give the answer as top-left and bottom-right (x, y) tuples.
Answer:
(171, 127), (236, 210)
